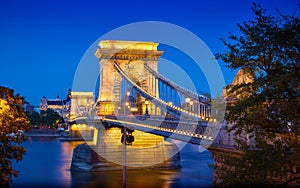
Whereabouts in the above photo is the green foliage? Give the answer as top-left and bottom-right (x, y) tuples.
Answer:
(25, 111), (40, 126)
(216, 3), (300, 186)
(0, 86), (31, 187)
(26, 108), (61, 128)
(40, 109), (61, 127)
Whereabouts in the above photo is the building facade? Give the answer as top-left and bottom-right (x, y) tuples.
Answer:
(39, 89), (72, 121)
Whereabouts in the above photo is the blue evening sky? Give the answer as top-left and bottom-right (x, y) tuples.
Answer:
(0, 0), (298, 106)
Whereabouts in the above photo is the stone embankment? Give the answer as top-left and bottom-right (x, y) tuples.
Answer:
(25, 129), (61, 137)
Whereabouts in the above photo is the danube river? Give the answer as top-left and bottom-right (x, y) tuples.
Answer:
(12, 137), (214, 188)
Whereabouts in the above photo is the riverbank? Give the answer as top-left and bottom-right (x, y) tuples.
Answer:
(59, 137), (85, 141)
(25, 129), (61, 137)
(25, 129), (88, 142)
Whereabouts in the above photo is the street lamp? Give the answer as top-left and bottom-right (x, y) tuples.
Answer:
(189, 101), (193, 112)
(145, 100), (149, 116)
(185, 98), (191, 111)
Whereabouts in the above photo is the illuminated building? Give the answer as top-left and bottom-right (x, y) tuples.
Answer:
(39, 89), (71, 119)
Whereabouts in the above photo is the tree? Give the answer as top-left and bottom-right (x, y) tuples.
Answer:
(26, 110), (41, 127)
(215, 3), (300, 186)
(40, 108), (60, 128)
(0, 86), (31, 187)
(26, 109), (61, 128)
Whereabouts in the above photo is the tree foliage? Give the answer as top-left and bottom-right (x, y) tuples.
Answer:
(216, 3), (300, 186)
(26, 108), (60, 128)
(40, 109), (60, 127)
(25, 111), (40, 127)
(0, 86), (31, 187)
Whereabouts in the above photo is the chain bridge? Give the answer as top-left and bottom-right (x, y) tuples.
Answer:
(69, 40), (230, 169)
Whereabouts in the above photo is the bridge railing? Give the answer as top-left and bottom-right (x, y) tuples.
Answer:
(101, 114), (218, 141)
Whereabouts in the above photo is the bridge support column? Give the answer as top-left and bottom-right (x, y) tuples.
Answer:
(95, 40), (163, 116)
(72, 125), (181, 171)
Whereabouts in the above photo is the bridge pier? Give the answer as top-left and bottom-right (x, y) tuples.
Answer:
(71, 124), (181, 171)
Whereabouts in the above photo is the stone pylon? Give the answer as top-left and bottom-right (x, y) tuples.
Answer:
(95, 40), (163, 115)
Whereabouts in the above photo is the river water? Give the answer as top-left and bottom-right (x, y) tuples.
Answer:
(12, 137), (214, 188)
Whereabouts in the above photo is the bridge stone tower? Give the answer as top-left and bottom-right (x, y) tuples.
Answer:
(95, 40), (163, 115)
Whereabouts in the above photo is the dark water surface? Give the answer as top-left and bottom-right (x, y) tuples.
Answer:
(12, 137), (214, 188)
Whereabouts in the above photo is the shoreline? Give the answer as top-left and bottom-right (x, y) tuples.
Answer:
(24, 130), (88, 141)
(25, 129), (62, 137)
(26, 134), (61, 137)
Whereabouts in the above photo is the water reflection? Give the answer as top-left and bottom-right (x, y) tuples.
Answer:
(71, 170), (178, 188)
(12, 137), (213, 188)
(59, 141), (84, 187)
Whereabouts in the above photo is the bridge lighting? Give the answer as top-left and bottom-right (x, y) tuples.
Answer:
(144, 100), (149, 116)
(185, 98), (191, 103)
(130, 107), (138, 112)
(168, 101), (172, 106)
(126, 91), (130, 96)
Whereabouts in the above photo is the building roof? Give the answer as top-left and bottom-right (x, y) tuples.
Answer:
(47, 100), (63, 106)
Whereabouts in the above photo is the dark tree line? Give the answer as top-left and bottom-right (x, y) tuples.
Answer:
(215, 3), (300, 186)
(26, 108), (61, 128)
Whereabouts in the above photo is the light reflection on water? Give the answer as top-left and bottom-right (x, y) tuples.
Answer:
(12, 137), (214, 188)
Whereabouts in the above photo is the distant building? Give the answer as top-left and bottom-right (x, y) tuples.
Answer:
(40, 89), (72, 120)
(23, 101), (35, 114)
(222, 68), (254, 102)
